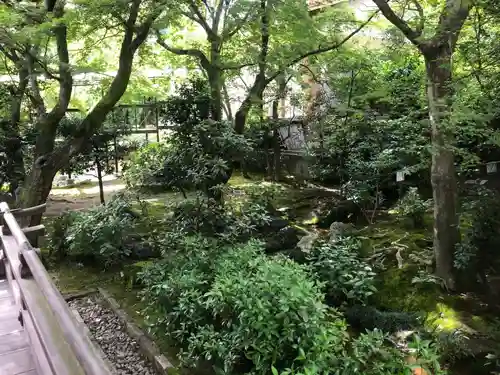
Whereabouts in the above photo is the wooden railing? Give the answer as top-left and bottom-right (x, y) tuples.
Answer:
(0, 201), (113, 375)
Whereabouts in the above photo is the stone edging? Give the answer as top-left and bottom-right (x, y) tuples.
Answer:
(96, 287), (175, 375)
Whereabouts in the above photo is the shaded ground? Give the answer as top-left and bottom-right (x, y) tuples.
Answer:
(47, 177), (127, 216)
(44, 175), (500, 374)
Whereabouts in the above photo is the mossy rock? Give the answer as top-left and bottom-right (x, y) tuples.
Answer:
(373, 265), (442, 312)
(122, 260), (154, 289)
(345, 305), (420, 333)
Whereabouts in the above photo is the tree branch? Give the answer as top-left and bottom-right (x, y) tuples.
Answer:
(410, 0), (425, 36)
(131, 5), (164, 52)
(0, 44), (18, 63)
(187, 0), (215, 38)
(221, 9), (254, 41)
(221, 61), (255, 70)
(299, 63), (323, 84)
(433, 0), (472, 49)
(372, 0), (422, 46)
(156, 30), (210, 68)
(213, 0), (225, 33)
(26, 51), (46, 118)
(266, 10), (379, 84)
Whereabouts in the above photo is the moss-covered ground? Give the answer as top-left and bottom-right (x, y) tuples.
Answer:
(45, 175), (500, 374)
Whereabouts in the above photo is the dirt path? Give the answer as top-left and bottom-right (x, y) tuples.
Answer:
(46, 179), (126, 217)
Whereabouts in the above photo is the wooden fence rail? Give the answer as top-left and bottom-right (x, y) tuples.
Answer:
(0, 201), (112, 375)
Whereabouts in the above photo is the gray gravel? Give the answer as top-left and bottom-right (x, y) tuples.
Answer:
(69, 297), (156, 375)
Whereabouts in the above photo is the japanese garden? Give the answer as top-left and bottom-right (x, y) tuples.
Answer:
(1, 0), (500, 374)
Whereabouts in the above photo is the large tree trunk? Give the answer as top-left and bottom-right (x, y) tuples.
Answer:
(3, 68), (29, 196)
(234, 74), (267, 134)
(425, 44), (459, 290)
(208, 41), (223, 121)
(207, 66), (223, 122)
(21, 159), (61, 225)
(96, 153), (105, 205)
(372, 0), (471, 291)
(20, 2), (157, 223)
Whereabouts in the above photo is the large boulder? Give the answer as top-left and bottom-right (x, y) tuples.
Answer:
(297, 232), (319, 254)
(316, 199), (362, 228)
(329, 222), (354, 243)
(264, 225), (300, 254)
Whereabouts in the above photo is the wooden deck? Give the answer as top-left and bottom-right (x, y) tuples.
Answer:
(0, 278), (37, 375)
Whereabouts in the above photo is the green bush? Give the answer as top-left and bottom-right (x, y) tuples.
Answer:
(123, 142), (171, 191)
(141, 234), (448, 375)
(455, 186), (500, 284)
(393, 187), (429, 228)
(308, 237), (377, 305)
(142, 240), (349, 374)
(140, 234), (225, 341)
(47, 211), (78, 260)
(51, 195), (140, 268)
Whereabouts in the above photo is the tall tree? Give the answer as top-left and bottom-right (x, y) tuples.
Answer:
(155, 0), (258, 121)
(372, 0), (472, 289)
(156, 0), (376, 132)
(232, 3), (379, 134)
(0, 0), (166, 224)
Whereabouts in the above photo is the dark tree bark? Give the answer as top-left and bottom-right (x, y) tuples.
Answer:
(20, 0), (162, 225)
(269, 75), (287, 181)
(21, 3), (73, 219)
(373, 0), (472, 289)
(95, 152), (105, 205)
(233, 9), (378, 134)
(0, 44), (30, 196)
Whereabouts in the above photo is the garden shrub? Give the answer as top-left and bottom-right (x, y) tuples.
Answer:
(455, 185), (500, 287)
(49, 194), (141, 268)
(307, 237), (377, 305)
(142, 240), (349, 374)
(141, 234), (449, 375)
(278, 331), (446, 375)
(47, 211), (78, 261)
(392, 187), (429, 228)
(140, 234), (227, 342)
(123, 142), (171, 191)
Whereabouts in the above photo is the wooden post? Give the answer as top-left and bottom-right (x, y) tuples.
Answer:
(155, 99), (160, 143)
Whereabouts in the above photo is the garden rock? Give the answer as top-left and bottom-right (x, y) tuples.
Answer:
(267, 217), (289, 232)
(297, 232), (319, 254)
(130, 241), (159, 260)
(264, 226), (300, 253)
(317, 200), (361, 228)
(328, 222), (354, 243)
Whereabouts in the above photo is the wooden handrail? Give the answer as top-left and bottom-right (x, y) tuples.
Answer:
(0, 202), (113, 375)
(8, 203), (47, 218)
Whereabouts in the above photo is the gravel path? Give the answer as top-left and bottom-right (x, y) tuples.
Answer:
(69, 297), (156, 375)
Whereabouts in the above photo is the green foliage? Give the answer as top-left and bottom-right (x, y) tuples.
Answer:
(163, 118), (251, 199)
(455, 186), (500, 281)
(48, 194), (140, 268)
(123, 142), (171, 191)
(277, 332), (446, 375)
(310, 112), (429, 208)
(345, 305), (419, 333)
(161, 77), (211, 131)
(393, 187), (430, 228)
(58, 115), (132, 181)
(374, 266), (442, 313)
(307, 237), (377, 305)
(47, 211), (78, 261)
(124, 78), (252, 199)
(141, 240), (347, 374)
